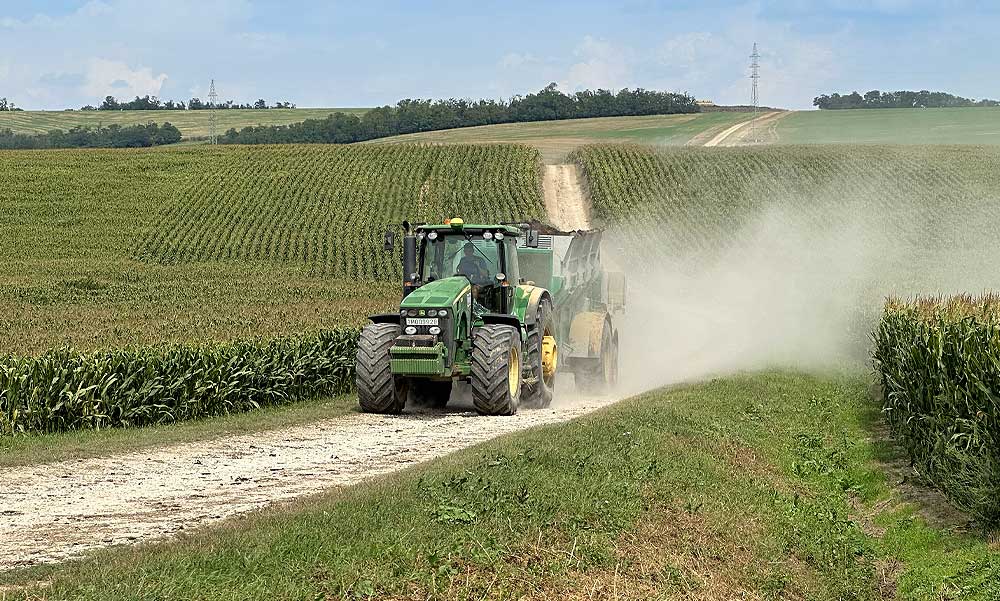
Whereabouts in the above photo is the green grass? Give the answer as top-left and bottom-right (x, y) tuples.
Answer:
(0, 108), (369, 139)
(776, 107), (1000, 144)
(0, 143), (543, 355)
(372, 112), (753, 162)
(3, 372), (995, 599)
(0, 394), (356, 469)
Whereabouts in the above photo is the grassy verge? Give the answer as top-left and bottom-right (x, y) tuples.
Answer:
(0, 394), (356, 469)
(3, 372), (997, 599)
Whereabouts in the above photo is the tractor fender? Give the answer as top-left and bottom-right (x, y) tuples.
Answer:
(524, 287), (552, 327)
(369, 313), (401, 325)
(481, 313), (523, 335)
(566, 311), (613, 359)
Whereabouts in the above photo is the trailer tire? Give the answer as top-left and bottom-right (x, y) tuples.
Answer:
(523, 301), (556, 409)
(575, 322), (618, 394)
(471, 325), (522, 416)
(356, 323), (408, 414)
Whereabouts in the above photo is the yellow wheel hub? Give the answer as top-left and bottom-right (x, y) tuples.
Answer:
(508, 346), (520, 397)
(541, 335), (558, 378)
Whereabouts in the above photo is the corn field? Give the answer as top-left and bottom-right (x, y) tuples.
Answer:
(1, 144), (542, 354)
(572, 143), (1000, 262)
(873, 295), (1000, 523)
(0, 329), (358, 435)
(138, 144), (544, 278)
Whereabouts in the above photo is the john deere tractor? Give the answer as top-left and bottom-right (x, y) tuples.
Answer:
(355, 218), (625, 416)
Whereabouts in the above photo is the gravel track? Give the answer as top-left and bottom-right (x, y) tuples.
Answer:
(1, 397), (614, 570)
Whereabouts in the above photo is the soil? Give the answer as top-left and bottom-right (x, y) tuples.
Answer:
(702, 111), (788, 147)
(543, 164), (592, 231)
(0, 395), (615, 571)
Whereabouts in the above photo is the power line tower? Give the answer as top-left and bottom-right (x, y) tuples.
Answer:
(208, 79), (219, 145)
(749, 43), (760, 144)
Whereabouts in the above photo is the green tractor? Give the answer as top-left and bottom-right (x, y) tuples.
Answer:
(356, 218), (625, 415)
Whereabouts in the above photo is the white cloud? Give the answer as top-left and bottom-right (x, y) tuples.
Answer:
(560, 36), (632, 91)
(84, 59), (168, 99)
(499, 52), (539, 70)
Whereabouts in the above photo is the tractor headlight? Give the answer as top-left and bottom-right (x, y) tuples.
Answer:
(429, 326), (441, 335)
(428, 231), (438, 240)
(404, 326), (417, 335)
(400, 309), (407, 315)
(427, 309), (437, 317)
(407, 309), (418, 317)
(482, 231), (493, 240)
(437, 309), (447, 317)
(495, 232), (505, 240)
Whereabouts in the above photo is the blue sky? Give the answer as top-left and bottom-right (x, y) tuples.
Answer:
(2, 1), (999, 110)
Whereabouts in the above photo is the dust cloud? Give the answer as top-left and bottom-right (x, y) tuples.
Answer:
(607, 187), (1000, 395)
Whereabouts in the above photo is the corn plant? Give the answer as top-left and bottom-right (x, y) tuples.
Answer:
(872, 294), (1000, 523)
(0, 329), (358, 435)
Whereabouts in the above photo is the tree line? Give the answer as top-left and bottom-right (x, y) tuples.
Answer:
(0, 97), (22, 111)
(0, 122), (181, 150)
(814, 90), (999, 110)
(221, 84), (699, 145)
(81, 95), (297, 111)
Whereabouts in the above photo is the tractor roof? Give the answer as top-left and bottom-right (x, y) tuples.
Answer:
(416, 219), (522, 236)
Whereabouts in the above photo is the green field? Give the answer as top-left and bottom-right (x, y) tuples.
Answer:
(373, 112), (753, 161)
(775, 107), (1000, 144)
(0, 143), (542, 355)
(0, 107), (369, 139)
(5, 372), (995, 599)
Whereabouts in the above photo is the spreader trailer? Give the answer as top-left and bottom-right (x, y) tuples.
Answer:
(355, 218), (626, 415)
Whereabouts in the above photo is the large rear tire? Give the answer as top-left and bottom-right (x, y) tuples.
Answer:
(470, 325), (522, 416)
(356, 323), (408, 414)
(523, 301), (556, 409)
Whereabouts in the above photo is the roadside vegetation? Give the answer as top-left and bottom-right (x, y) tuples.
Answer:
(4, 372), (996, 600)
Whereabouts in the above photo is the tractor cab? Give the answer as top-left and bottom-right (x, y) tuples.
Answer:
(415, 219), (521, 315)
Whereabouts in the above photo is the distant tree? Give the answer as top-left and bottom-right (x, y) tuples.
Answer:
(221, 84), (699, 146)
(0, 97), (16, 111)
(100, 95), (120, 111)
(816, 89), (999, 109)
(0, 122), (184, 149)
(254, 99), (268, 109)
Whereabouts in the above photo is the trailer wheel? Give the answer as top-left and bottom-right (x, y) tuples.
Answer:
(356, 323), (408, 414)
(575, 322), (618, 394)
(411, 379), (453, 409)
(471, 325), (522, 416)
(523, 301), (556, 409)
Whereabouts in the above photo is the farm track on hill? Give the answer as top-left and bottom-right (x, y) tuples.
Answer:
(1, 398), (614, 570)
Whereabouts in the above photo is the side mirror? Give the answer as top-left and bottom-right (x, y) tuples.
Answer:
(383, 230), (395, 252)
(525, 229), (540, 248)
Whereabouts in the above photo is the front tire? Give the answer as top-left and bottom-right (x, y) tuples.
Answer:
(356, 323), (408, 414)
(471, 325), (522, 416)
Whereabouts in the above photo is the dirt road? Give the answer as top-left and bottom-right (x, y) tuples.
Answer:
(543, 164), (592, 230)
(703, 111), (787, 147)
(1, 397), (614, 570)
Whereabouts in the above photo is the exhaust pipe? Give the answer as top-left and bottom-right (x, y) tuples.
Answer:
(402, 226), (418, 298)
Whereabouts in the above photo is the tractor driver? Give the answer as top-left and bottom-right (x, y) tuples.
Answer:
(457, 242), (491, 285)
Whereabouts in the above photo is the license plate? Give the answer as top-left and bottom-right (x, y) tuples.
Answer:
(407, 318), (439, 326)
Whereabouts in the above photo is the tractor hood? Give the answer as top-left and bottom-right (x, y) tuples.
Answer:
(400, 276), (471, 310)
